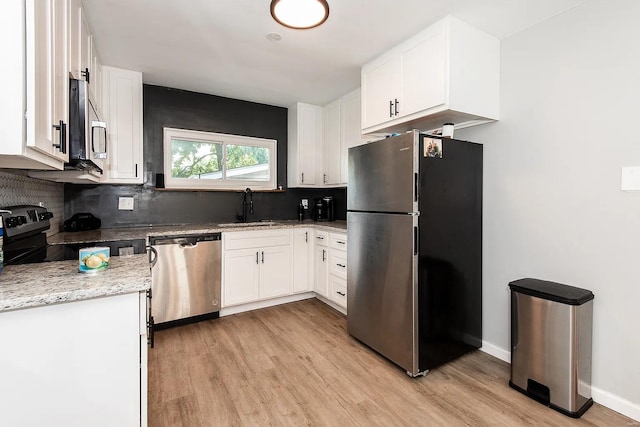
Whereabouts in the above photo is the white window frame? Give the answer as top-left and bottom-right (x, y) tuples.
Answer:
(163, 127), (277, 191)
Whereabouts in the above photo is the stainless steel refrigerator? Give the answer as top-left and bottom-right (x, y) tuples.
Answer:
(347, 130), (482, 377)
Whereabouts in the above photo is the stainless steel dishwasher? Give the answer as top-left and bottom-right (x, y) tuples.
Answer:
(149, 233), (221, 326)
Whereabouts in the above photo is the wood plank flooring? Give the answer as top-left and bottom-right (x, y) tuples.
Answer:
(148, 298), (634, 426)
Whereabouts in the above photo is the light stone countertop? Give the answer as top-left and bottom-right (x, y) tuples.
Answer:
(1, 221), (346, 313)
(47, 220), (347, 244)
(0, 254), (151, 312)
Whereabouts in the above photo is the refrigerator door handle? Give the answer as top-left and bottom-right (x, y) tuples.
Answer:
(414, 173), (418, 202)
(414, 226), (418, 256)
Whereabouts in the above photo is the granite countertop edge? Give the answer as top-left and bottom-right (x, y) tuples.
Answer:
(2, 222), (346, 313)
(47, 220), (348, 244)
(0, 255), (151, 313)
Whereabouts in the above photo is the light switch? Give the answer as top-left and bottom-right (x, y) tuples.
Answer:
(621, 167), (640, 191)
(118, 197), (135, 210)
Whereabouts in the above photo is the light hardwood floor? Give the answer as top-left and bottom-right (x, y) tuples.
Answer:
(148, 298), (634, 426)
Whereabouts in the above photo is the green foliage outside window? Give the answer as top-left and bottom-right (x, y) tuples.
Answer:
(171, 140), (269, 179)
(171, 139), (222, 178)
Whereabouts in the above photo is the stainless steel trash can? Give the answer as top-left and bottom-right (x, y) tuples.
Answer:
(509, 278), (594, 418)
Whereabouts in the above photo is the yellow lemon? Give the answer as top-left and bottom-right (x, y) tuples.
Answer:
(84, 255), (103, 269)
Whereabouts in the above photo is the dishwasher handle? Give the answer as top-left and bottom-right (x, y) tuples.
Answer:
(149, 233), (221, 246)
(147, 246), (158, 270)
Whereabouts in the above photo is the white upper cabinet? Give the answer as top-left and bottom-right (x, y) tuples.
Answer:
(101, 66), (144, 184)
(339, 88), (368, 184)
(322, 88), (367, 187)
(69, 0), (102, 113)
(0, 0), (69, 170)
(287, 89), (365, 188)
(90, 36), (103, 114)
(361, 15), (500, 135)
(68, 0), (81, 78)
(322, 99), (342, 186)
(288, 103), (322, 187)
(361, 57), (401, 130)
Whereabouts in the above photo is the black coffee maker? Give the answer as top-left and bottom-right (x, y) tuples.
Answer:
(313, 196), (334, 221)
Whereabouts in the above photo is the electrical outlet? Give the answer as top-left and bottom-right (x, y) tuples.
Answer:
(118, 197), (135, 210)
(301, 199), (308, 209)
(621, 166), (640, 191)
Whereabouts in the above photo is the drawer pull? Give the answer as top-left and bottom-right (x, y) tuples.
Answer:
(337, 263), (346, 268)
(336, 291), (346, 297)
(317, 236), (325, 240)
(336, 240), (345, 245)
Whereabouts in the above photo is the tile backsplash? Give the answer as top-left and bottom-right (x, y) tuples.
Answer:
(0, 170), (64, 236)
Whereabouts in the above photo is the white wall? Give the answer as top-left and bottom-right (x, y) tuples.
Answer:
(457, 0), (640, 420)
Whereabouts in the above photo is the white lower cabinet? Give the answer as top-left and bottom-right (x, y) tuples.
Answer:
(0, 292), (148, 427)
(222, 227), (347, 314)
(223, 230), (292, 307)
(329, 275), (348, 309)
(327, 232), (348, 310)
(292, 228), (313, 293)
(259, 245), (293, 299)
(313, 230), (329, 297)
(314, 245), (329, 297)
(223, 248), (261, 306)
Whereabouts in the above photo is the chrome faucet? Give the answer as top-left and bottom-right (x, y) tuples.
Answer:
(236, 188), (254, 223)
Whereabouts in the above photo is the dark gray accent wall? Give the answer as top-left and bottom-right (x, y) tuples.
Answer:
(64, 84), (346, 228)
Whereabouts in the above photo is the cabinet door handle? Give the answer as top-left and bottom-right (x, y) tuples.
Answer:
(256, 251), (259, 264)
(323, 173), (327, 184)
(394, 98), (399, 116)
(135, 163), (139, 178)
(337, 263), (346, 268)
(146, 289), (154, 348)
(336, 291), (346, 297)
(322, 249), (326, 262)
(52, 120), (66, 154)
(305, 231), (308, 242)
(81, 67), (90, 84)
(261, 251), (265, 263)
(301, 172), (304, 183)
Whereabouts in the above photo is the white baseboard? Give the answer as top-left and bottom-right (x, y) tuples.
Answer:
(478, 341), (640, 422)
(220, 292), (314, 317)
(314, 294), (347, 315)
(480, 340), (510, 363)
(591, 385), (640, 422)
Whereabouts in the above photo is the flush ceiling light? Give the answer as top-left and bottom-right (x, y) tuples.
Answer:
(270, 0), (330, 30)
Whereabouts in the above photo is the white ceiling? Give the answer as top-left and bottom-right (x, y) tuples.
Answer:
(83, 0), (585, 107)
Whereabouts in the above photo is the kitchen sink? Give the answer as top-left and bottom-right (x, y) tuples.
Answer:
(217, 221), (278, 227)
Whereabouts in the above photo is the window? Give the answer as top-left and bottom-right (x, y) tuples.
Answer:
(163, 127), (277, 190)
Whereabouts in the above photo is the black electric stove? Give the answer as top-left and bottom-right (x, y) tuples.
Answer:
(1, 205), (145, 265)
(1, 205), (59, 264)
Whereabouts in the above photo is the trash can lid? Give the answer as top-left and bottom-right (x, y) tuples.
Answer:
(508, 278), (594, 305)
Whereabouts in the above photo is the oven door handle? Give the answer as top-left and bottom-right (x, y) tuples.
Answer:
(147, 246), (158, 270)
